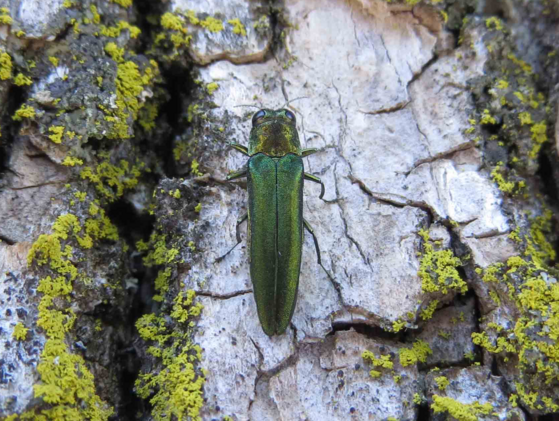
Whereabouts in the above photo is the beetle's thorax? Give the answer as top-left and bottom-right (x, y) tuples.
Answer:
(249, 114), (301, 157)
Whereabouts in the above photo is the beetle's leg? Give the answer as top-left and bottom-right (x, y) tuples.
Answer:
(301, 148), (318, 157)
(304, 173), (325, 199)
(227, 167), (248, 181)
(303, 219), (321, 265)
(230, 142), (249, 156)
(216, 213), (248, 262)
(235, 213), (248, 243)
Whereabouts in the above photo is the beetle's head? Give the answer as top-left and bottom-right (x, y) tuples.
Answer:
(248, 109), (301, 157)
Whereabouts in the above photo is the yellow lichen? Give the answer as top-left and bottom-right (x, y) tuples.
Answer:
(228, 18), (246, 36)
(0, 52), (12, 80)
(496, 79), (509, 89)
(518, 111), (533, 126)
(399, 340), (432, 367)
(80, 159), (144, 201)
(62, 156), (84, 166)
(138, 102), (158, 132)
(431, 395), (493, 421)
(12, 104), (35, 121)
(392, 319), (405, 332)
(434, 376), (450, 390)
(529, 121), (548, 159)
(417, 229), (467, 295)
(90, 5), (100, 24)
(191, 159), (202, 176)
(471, 210), (559, 409)
(137, 232), (181, 301)
(362, 350), (394, 378)
(48, 126), (65, 144)
(489, 290), (501, 305)
(480, 109), (496, 125)
(161, 12), (184, 31)
(485, 17), (503, 31)
(12, 322), (28, 340)
(508, 53), (533, 75)
(438, 330), (451, 339)
(0, 7), (12, 25)
(420, 300), (439, 320)
(206, 82), (219, 95)
(200, 16), (223, 33)
(110, 0), (132, 7)
(142, 233), (179, 266)
(253, 15), (270, 31)
(491, 163), (522, 194)
(14, 73), (32, 86)
(100, 58), (159, 139)
(100, 21), (141, 39)
(135, 291), (205, 421)
(74, 192), (87, 202)
(20, 211), (118, 420)
(170, 290), (203, 323)
(104, 42), (125, 63)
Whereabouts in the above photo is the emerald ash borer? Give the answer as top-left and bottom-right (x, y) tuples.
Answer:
(226, 108), (325, 336)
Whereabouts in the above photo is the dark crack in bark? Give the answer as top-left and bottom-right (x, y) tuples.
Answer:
(358, 100), (411, 115)
(380, 34), (404, 91)
(404, 144), (476, 176)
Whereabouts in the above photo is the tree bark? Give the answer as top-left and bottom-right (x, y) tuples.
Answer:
(1, 0), (558, 420)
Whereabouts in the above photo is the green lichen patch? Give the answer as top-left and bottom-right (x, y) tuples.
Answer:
(431, 395), (493, 421)
(110, 0), (132, 8)
(135, 290), (205, 421)
(434, 375), (450, 390)
(399, 340), (432, 367)
(228, 18), (247, 36)
(138, 101), (159, 132)
(206, 81), (219, 95)
(12, 322), (29, 340)
(418, 228), (467, 295)
(0, 51), (12, 80)
(100, 21), (141, 39)
(0, 7), (12, 25)
(99, 54), (160, 139)
(200, 16), (223, 33)
(490, 162), (526, 195)
(80, 158), (145, 201)
(136, 231), (181, 302)
(362, 350), (394, 378)
(155, 11), (193, 54)
(420, 299), (440, 320)
(48, 126), (65, 144)
(151, 9), (251, 63)
(12, 104), (36, 121)
(14, 73), (32, 86)
(462, 17), (552, 194)
(13, 209), (122, 420)
(472, 210), (559, 411)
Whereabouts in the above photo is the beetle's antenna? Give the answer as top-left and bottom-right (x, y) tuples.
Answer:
(233, 104), (261, 109)
(281, 96), (308, 109)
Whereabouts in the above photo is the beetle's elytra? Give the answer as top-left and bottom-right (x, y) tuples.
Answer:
(226, 108), (324, 336)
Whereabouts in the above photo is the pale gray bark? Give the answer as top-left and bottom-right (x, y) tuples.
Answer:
(1, 0), (558, 420)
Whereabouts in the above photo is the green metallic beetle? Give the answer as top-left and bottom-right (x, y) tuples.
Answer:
(226, 108), (324, 336)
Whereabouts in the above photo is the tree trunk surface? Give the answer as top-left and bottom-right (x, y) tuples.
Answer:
(1, 0), (558, 420)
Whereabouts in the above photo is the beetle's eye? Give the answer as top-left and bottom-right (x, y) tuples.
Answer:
(252, 110), (267, 126)
(284, 109), (296, 123)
